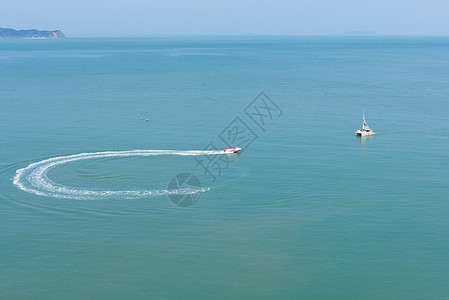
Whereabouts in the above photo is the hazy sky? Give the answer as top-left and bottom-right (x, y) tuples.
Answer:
(1, 0), (448, 37)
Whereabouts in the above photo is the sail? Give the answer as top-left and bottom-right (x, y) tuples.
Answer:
(361, 110), (370, 130)
(362, 120), (368, 130)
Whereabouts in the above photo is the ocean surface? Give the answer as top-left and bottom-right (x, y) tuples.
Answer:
(1, 36), (448, 299)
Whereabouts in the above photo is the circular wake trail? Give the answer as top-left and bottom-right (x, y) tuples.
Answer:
(13, 150), (225, 200)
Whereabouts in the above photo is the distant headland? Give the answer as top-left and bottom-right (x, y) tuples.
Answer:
(0, 27), (66, 39)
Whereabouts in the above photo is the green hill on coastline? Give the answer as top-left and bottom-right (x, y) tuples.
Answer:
(0, 27), (65, 38)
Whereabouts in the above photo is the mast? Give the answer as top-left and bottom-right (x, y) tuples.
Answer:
(362, 110), (366, 130)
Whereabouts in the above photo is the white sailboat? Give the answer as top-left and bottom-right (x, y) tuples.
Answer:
(355, 110), (375, 136)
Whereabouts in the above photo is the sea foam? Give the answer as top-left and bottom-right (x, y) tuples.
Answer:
(13, 150), (223, 200)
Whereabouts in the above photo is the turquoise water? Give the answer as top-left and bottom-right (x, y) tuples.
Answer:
(1, 37), (449, 299)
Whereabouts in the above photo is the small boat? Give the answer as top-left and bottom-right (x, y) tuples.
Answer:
(355, 110), (375, 137)
(224, 147), (242, 153)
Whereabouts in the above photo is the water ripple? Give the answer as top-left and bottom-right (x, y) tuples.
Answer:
(13, 150), (224, 200)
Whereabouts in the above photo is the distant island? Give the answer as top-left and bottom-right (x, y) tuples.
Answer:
(0, 27), (66, 39)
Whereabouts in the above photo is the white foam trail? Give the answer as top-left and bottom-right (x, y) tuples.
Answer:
(13, 150), (225, 200)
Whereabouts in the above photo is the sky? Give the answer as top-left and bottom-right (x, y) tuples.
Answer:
(1, 0), (448, 37)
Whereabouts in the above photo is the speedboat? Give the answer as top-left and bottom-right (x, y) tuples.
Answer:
(355, 110), (375, 137)
(224, 147), (242, 153)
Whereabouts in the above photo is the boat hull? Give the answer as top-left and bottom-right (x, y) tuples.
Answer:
(355, 130), (375, 137)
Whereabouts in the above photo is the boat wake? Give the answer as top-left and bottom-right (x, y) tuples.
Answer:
(13, 150), (225, 200)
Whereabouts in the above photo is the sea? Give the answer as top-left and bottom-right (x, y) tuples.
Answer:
(1, 36), (448, 299)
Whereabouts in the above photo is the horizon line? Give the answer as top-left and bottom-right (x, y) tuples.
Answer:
(64, 34), (449, 38)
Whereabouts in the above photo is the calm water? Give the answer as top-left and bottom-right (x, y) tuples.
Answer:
(1, 37), (449, 299)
